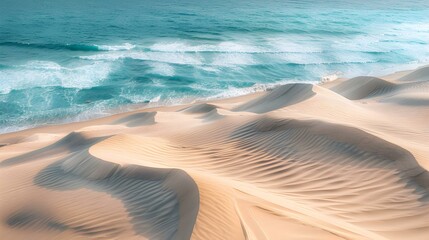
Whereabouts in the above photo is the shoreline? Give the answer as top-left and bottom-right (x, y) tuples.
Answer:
(0, 64), (425, 137)
(0, 78), (319, 135)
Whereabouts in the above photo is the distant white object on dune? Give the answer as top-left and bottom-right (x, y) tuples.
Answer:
(321, 72), (342, 83)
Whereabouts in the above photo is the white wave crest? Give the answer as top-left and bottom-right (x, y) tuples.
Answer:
(149, 41), (263, 53)
(211, 53), (256, 66)
(96, 42), (136, 51)
(148, 62), (175, 76)
(80, 51), (203, 65)
(0, 61), (113, 94)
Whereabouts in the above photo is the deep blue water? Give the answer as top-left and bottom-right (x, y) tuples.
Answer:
(1, 0), (429, 132)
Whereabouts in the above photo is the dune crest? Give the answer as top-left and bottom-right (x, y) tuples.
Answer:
(234, 83), (316, 113)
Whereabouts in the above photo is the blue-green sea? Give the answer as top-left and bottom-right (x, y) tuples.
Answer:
(1, 0), (429, 132)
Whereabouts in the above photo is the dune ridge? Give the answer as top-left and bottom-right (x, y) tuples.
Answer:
(1, 66), (429, 239)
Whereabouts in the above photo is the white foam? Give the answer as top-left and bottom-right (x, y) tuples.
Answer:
(0, 61), (113, 94)
(211, 53), (255, 66)
(266, 38), (322, 53)
(275, 50), (377, 65)
(149, 41), (263, 53)
(150, 42), (207, 52)
(216, 41), (262, 53)
(333, 51), (376, 64)
(195, 65), (220, 72)
(332, 35), (380, 52)
(82, 49), (255, 67)
(80, 53), (124, 61)
(150, 95), (161, 102)
(81, 51), (203, 65)
(96, 43), (136, 51)
(148, 62), (175, 76)
(276, 52), (326, 65)
(27, 61), (63, 70)
(393, 22), (429, 34)
(139, 52), (203, 65)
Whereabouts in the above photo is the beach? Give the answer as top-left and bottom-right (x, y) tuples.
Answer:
(1, 65), (428, 239)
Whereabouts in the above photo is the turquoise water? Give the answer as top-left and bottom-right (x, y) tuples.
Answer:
(1, 0), (429, 132)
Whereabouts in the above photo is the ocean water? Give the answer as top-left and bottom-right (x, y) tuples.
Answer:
(1, 0), (429, 133)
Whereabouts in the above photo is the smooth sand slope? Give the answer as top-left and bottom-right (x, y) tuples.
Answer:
(1, 65), (429, 239)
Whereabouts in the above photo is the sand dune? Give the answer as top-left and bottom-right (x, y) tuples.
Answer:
(181, 103), (219, 114)
(234, 83), (316, 113)
(1, 66), (429, 239)
(112, 112), (157, 127)
(399, 66), (429, 82)
(330, 76), (396, 100)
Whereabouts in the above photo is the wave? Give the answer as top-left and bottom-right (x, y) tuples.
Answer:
(143, 37), (428, 56)
(147, 62), (176, 76)
(96, 43), (136, 51)
(74, 39), (391, 67)
(0, 42), (135, 52)
(80, 50), (379, 67)
(148, 41), (323, 54)
(149, 41), (263, 53)
(80, 52), (205, 65)
(0, 61), (114, 94)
